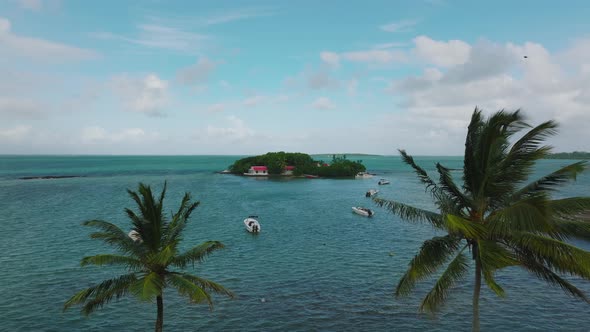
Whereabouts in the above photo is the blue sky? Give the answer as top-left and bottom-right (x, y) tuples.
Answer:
(1, 0), (590, 155)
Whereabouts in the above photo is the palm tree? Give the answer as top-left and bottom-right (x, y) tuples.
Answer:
(64, 183), (233, 332)
(374, 108), (590, 331)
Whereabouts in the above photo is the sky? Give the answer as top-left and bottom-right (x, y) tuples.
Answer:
(1, 0), (590, 155)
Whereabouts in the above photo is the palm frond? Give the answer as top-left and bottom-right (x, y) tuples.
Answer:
(148, 244), (176, 266)
(399, 149), (439, 193)
(552, 219), (590, 241)
(487, 194), (552, 236)
(478, 240), (518, 297)
(512, 162), (587, 201)
(167, 274), (214, 309)
(507, 233), (590, 279)
(373, 197), (444, 229)
(130, 272), (164, 301)
(419, 248), (469, 313)
(395, 235), (463, 297)
(81, 254), (143, 269)
(463, 108), (485, 195)
(517, 250), (589, 303)
(493, 121), (557, 191)
(549, 197), (590, 219)
(172, 273), (234, 298)
(63, 273), (137, 314)
(171, 241), (225, 269)
(445, 214), (486, 239)
(165, 193), (200, 245)
(435, 163), (470, 210)
(83, 220), (143, 256)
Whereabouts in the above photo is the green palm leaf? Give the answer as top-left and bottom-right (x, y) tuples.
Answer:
(396, 235), (463, 297)
(478, 240), (518, 297)
(167, 274), (214, 308)
(171, 241), (226, 269)
(64, 273), (137, 314)
(419, 248), (469, 313)
(507, 233), (590, 278)
(372, 197), (444, 229)
(130, 272), (165, 301)
(517, 251), (589, 303)
(445, 214), (486, 239)
(512, 162), (587, 201)
(81, 254), (143, 269)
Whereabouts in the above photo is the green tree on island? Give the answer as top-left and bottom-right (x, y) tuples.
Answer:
(374, 109), (590, 332)
(64, 183), (233, 332)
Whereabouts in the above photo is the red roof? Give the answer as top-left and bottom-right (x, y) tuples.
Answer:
(284, 166), (295, 170)
(251, 166), (267, 171)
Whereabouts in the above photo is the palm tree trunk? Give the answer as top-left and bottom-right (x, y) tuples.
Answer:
(155, 295), (164, 332)
(472, 257), (482, 332)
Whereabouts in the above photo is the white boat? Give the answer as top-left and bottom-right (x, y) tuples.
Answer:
(365, 189), (379, 197)
(128, 230), (142, 242)
(355, 172), (374, 179)
(352, 207), (375, 217)
(244, 216), (261, 233)
(378, 179), (390, 185)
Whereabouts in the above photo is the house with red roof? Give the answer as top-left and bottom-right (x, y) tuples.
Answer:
(244, 165), (296, 176)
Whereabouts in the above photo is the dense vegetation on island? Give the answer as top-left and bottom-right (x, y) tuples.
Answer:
(545, 151), (590, 159)
(229, 152), (366, 177)
(374, 108), (590, 332)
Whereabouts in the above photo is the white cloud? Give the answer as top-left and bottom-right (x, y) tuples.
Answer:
(341, 49), (406, 64)
(386, 37), (590, 153)
(206, 116), (255, 141)
(17, 0), (42, 11)
(206, 103), (227, 113)
(413, 35), (471, 67)
(93, 24), (207, 53)
(311, 97), (335, 110)
(0, 97), (44, 118)
(81, 126), (159, 144)
(318, 49), (407, 67)
(373, 42), (406, 49)
(347, 79), (359, 96)
(0, 125), (31, 142)
(0, 17), (98, 61)
(380, 19), (419, 32)
(243, 95), (266, 107)
(112, 74), (169, 116)
(201, 8), (274, 25)
(307, 69), (340, 90)
(320, 51), (340, 68)
(176, 57), (218, 85)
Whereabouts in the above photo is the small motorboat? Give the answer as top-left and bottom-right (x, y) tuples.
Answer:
(244, 216), (261, 233)
(128, 230), (142, 242)
(365, 189), (379, 197)
(378, 179), (390, 185)
(352, 207), (375, 217)
(355, 172), (374, 179)
(304, 174), (319, 178)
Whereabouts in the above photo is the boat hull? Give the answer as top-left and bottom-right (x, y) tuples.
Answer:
(244, 218), (261, 233)
(352, 207), (374, 217)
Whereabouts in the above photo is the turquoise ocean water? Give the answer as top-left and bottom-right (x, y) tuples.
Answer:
(1, 155), (589, 331)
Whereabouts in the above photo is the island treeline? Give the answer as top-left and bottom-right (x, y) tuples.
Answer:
(545, 151), (590, 159)
(229, 152), (366, 177)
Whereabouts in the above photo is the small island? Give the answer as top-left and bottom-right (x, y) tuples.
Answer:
(228, 152), (366, 177)
(545, 151), (590, 160)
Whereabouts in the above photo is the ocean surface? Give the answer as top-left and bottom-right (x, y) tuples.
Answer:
(1, 155), (589, 331)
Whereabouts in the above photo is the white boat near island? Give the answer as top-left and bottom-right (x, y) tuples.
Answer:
(355, 172), (374, 179)
(244, 216), (261, 233)
(365, 189), (379, 197)
(352, 207), (375, 217)
(378, 179), (390, 185)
